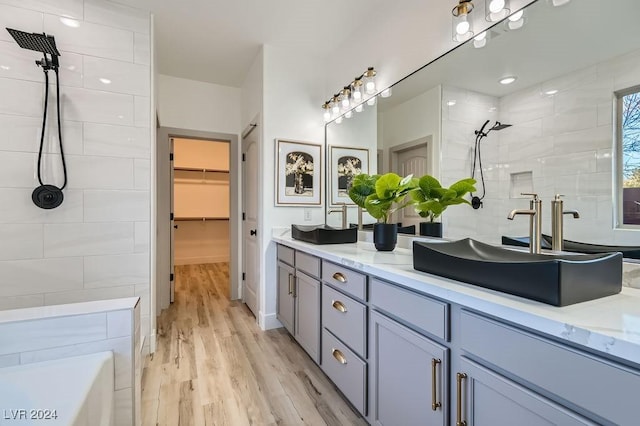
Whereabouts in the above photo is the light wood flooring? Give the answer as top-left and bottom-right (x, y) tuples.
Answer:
(142, 263), (367, 426)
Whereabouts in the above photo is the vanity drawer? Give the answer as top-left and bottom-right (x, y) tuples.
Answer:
(322, 284), (367, 358)
(295, 251), (320, 279)
(370, 278), (448, 341)
(461, 310), (640, 425)
(321, 328), (367, 416)
(322, 260), (367, 302)
(277, 244), (295, 266)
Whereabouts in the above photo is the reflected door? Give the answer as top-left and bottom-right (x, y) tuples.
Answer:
(394, 143), (429, 228)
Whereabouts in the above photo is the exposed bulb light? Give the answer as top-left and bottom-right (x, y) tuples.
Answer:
(321, 67), (377, 121)
(60, 16), (80, 28)
(452, 0), (474, 42)
(380, 87), (392, 98)
(322, 102), (332, 122)
(499, 76), (517, 85)
(340, 87), (351, 109)
(352, 77), (363, 101)
(331, 95), (340, 115)
(99, 78), (112, 85)
(473, 31), (487, 48)
(363, 67), (377, 95)
(367, 96), (376, 106)
(486, 0), (509, 21)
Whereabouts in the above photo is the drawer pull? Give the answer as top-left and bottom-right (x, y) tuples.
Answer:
(288, 273), (294, 296)
(431, 358), (441, 411)
(456, 372), (467, 426)
(332, 300), (347, 313)
(332, 272), (347, 283)
(332, 348), (347, 364)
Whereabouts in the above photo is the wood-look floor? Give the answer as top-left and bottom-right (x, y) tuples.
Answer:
(142, 263), (367, 426)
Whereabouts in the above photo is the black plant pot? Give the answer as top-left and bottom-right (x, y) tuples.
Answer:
(373, 223), (398, 251)
(420, 222), (443, 238)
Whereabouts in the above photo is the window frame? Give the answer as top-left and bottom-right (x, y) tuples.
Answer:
(615, 84), (640, 229)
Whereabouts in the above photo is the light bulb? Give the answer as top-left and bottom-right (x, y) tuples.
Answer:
(456, 19), (470, 35)
(367, 97), (376, 106)
(355, 104), (364, 113)
(323, 110), (331, 122)
(508, 10), (523, 21)
(365, 81), (375, 95)
(341, 97), (350, 109)
(353, 88), (362, 101)
(474, 31), (487, 41)
(332, 102), (340, 115)
(489, 0), (505, 13)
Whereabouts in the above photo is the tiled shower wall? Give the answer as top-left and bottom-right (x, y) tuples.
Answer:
(442, 48), (640, 246)
(0, 0), (151, 352)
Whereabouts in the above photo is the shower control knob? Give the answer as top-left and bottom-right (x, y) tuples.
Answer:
(32, 185), (63, 210)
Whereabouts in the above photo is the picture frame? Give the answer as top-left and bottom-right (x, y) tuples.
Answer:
(276, 139), (322, 206)
(330, 145), (370, 206)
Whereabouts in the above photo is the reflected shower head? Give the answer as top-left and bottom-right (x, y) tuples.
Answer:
(6, 28), (60, 56)
(490, 121), (512, 131)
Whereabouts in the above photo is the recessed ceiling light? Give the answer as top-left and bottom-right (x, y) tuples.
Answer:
(499, 76), (517, 85)
(99, 78), (112, 85)
(60, 17), (80, 28)
(545, 89), (558, 95)
(447, 100), (457, 106)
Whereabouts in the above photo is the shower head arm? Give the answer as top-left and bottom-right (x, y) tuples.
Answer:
(36, 53), (58, 71)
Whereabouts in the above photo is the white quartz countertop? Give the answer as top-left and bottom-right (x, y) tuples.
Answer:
(273, 230), (640, 367)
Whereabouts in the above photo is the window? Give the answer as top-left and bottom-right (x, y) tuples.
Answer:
(618, 87), (640, 226)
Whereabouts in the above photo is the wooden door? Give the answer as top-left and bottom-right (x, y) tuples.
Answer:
(394, 143), (429, 228)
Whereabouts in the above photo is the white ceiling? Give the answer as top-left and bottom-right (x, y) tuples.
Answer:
(113, 0), (390, 87)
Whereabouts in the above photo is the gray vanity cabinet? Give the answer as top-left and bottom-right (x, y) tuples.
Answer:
(370, 310), (448, 426)
(276, 245), (321, 363)
(456, 357), (594, 426)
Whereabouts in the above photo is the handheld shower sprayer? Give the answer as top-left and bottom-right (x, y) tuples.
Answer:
(470, 120), (512, 209)
(6, 28), (66, 209)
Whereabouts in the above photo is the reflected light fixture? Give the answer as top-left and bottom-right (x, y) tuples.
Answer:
(473, 31), (487, 48)
(549, 0), (571, 6)
(367, 96), (376, 106)
(507, 9), (524, 29)
(322, 67), (382, 122)
(380, 87), (392, 98)
(335, 116), (343, 124)
(452, 0), (474, 42)
(355, 104), (364, 113)
(345, 110), (353, 119)
(486, 0), (510, 22)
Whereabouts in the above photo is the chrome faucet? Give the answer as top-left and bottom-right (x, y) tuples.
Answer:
(508, 193), (543, 254)
(328, 203), (348, 229)
(550, 194), (580, 251)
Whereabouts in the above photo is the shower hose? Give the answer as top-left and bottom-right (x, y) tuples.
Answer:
(37, 66), (67, 191)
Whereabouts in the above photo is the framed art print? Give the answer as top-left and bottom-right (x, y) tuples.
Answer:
(276, 139), (322, 206)
(330, 145), (369, 206)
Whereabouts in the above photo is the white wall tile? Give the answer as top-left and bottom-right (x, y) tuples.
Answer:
(43, 13), (133, 62)
(83, 123), (149, 158)
(134, 96), (149, 127)
(0, 151), (39, 188)
(83, 253), (149, 288)
(0, 312), (106, 354)
(0, 224), (43, 260)
(134, 221), (149, 253)
(84, 190), (148, 222)
(0, 353), (20, 367)
(542, 105), (598, 136)
(0, 294), (44, 310)
(107, 310), (132, 338)
(0, 77), (43, 117)
(43, 284), (134, 305)
(134, 283), (148, 316)
(1, 0), (83, 18)
(114, 387), (133, 426)
(542, 151), (597, 177)
(0, 5), (43, 43)
(0, 188), (83, 223)
(0, 114), (83, 155)
(134, 159), (150, 189)
(59, 86), (134, 126)
(0, 257), (83, 297)
(85, 0), (149, 34)
(19, 336), (131, 390)
(83, 56), (149, 96)
(44, 222), (133, 257)
(596, 149), (613, 173)
(553, 125), (612, 155)
(65, 155), (134, 189)
(134, 32), (150, 65)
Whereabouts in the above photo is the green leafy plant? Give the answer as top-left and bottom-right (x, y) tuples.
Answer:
(348, 172), (417, 224)
(411, 175), (476, 222)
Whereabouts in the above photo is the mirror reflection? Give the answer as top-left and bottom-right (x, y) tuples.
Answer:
(325, 0), (640, 245)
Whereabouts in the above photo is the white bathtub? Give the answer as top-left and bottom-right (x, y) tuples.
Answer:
(0, 351), (114, 426)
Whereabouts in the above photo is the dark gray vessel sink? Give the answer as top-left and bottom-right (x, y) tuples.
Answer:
(502, 235), (640, 260)
(291, 224), (357, 244)
(413, 238), (622, 306)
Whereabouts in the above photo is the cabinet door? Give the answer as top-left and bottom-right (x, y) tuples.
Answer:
(276, 260), (295, 335)
(370, 310), (448, 426)
(456, 357), (596, 426)
(294, 270), (320, 363)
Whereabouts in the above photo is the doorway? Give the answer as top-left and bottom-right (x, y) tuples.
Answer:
(156, 127), (240, 317)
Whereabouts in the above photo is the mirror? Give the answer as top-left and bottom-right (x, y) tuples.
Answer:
(325, 0), (640, 245)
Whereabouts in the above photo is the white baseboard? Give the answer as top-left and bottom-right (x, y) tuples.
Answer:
(175, 255), (230, 265)
(260, 312), (282, 331)
(149, 330), (156, 354)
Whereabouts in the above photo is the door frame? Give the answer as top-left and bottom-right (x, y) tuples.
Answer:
(155, 127), (240, 315)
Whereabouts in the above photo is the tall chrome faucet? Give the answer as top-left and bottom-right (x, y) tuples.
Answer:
(550, 194), (580, 251)
(508, 193), (543, 254)
(328, 203), (348, 229)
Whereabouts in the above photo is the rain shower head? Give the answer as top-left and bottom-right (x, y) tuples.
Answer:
(6, 28), (60, 56)
(490, 121), (512, 131)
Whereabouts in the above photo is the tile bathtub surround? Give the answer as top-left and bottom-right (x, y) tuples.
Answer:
(0, 0), (152, 359)
(0, 297), (141, 426)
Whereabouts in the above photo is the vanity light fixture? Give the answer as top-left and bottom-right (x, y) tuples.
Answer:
(331, 95), (340, 116)
(322, 102), (332, 122)
(363, 67), (377, 94)
(322, 67), (380, 122)
(499, 75), (517, 85)
(452, 0), (475, 42)
(340, 86), (351, 109)
(486, 0), (510, 21)
(473, 31), (488, 48)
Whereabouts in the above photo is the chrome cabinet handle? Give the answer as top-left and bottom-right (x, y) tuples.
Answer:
(456, 372), (467, 426)
(332, 300), (347, 313)
(332, 348), (347, 364)
(431, 358), (441, 411)
(332, 272), (347, 283)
